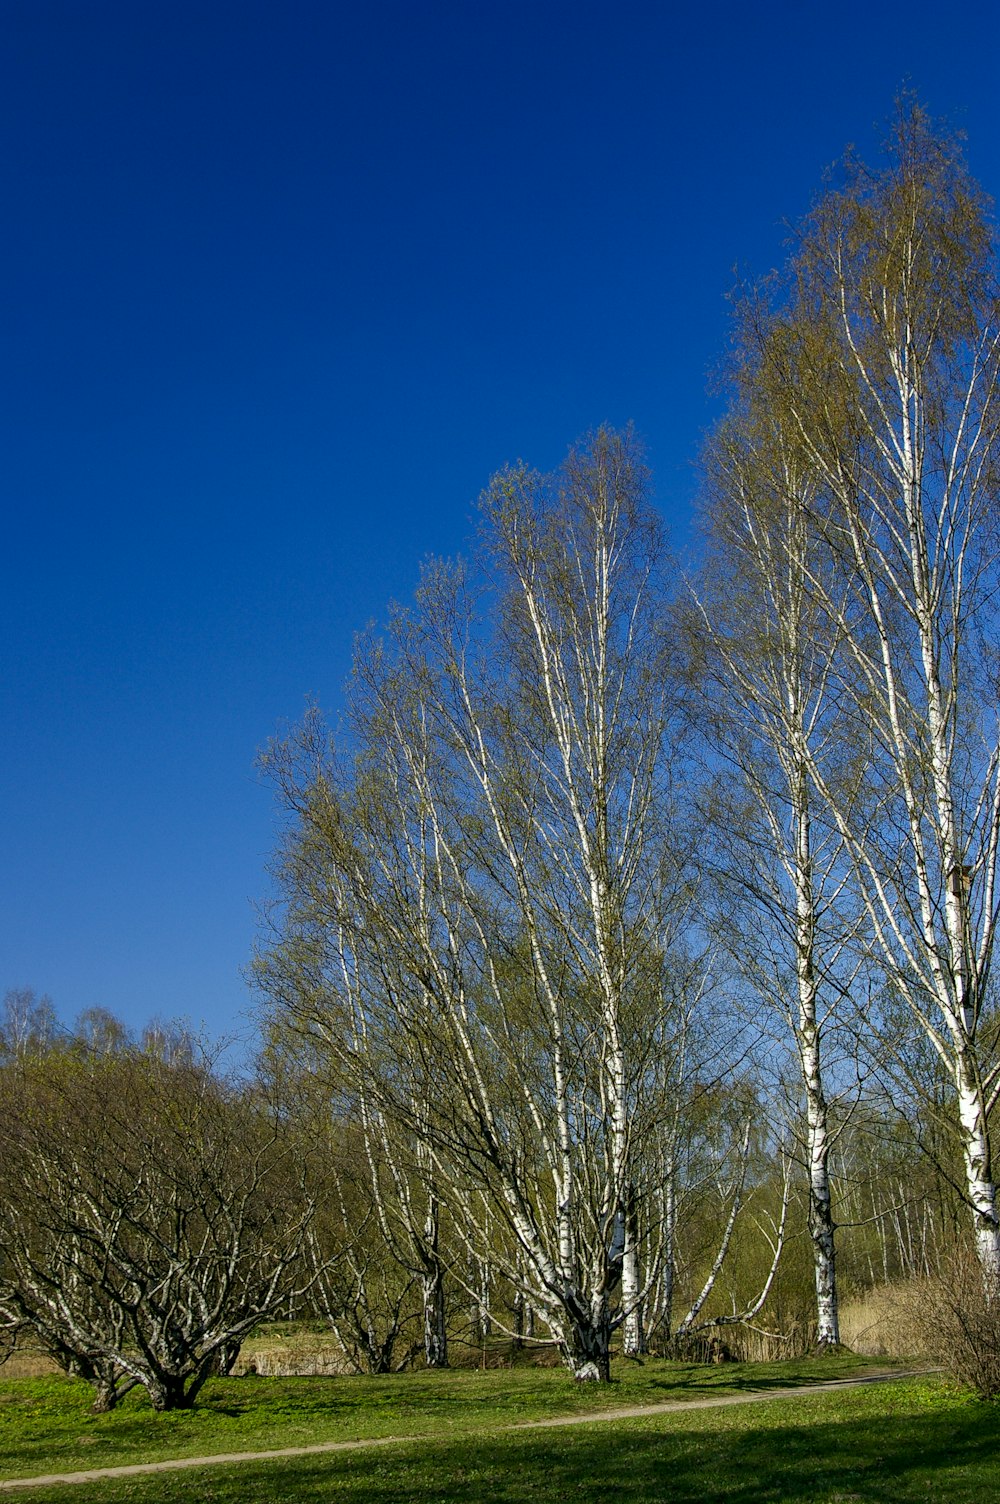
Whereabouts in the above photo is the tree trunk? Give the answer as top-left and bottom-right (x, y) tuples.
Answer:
(621, 1183), (645, 1356)
(367, 1338), (395, 1375)
(89, 1379), (119, 1414)
(210, 1338), (242, 1376)
(421, 1193), (448, 1367)
(512, 1288), (524, 1349)
(802, 1033), (839, 1347)
(807, 1125), (839, 1346)
(423, 1264), (448, 1367)
(145, 1374), (195, 1411)
(67, 1354), (134, 1414)
(478, 1258), (492, 1339)
(957, 1059), (1000, 1286)
(661, 1178), (675, 1340)
(562, 1312), (612, 1381)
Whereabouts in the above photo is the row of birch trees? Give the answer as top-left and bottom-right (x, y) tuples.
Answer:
(258, 429), (788, 1380)
(258, 104), (1000, 1377)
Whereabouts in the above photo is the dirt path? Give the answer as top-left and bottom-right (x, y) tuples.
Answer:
(0, 1368), (932, 1493)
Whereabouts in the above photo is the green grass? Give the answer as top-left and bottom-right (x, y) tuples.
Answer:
(2, 1374), (996, 1503)
(0, 1354), (886, 1482)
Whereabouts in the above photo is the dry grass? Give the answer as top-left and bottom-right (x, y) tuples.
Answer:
(0, 1304), (911, 1387)
(890, 1252), (1000, 1399)
(234, 1328), (353, 1377)
(839, 1284), (917, 1357)
(840, 1259), (1000, 1398)
(0, 1350), (59, 1379)
(224, 1323), (819, 1375)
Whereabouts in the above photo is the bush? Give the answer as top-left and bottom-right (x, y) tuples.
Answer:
(896, 1250), (1000, 1400)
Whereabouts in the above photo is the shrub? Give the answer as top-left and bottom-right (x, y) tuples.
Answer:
(896, 1249), (1000, 1400)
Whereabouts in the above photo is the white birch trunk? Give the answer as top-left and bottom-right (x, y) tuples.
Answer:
(802, 1031), (838, 1344)
(794, 773), (840, 1347)
(620, 1184), (644, 1357)
(660, 1177), (675, 1343)
(421, 1194), (448, 1368)
(957, 1063), (1000, 1282)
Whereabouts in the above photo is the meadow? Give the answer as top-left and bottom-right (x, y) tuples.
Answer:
(2, 1357), (994, 1502)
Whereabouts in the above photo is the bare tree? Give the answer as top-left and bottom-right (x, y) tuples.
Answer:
(0, 987), (57, 1057)
(262, 956), (454, 1368)
(0, 1030), (321, 1410)
(302, 1123), (424, 1375)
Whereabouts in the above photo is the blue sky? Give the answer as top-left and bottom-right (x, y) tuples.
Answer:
(4, 0), (999, 1043)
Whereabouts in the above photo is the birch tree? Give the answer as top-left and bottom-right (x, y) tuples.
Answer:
(303, 1136), (424, 1375)
(263, 995), (452, 1367)
(745, 104), (1000, 1281)
(260, 429), (724, 1379)
(692, 370), (864, 1346)
(260, 429), (791, 1376)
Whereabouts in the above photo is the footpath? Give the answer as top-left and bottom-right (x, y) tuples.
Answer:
(0, 1368), (931, 1493)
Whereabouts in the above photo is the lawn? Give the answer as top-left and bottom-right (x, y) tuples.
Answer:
(0, 1354), (884, 1481)
(3, 1360), (989, 1502)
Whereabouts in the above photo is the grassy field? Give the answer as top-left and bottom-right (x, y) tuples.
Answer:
(0, 1355), (883, 1478)
(2, 1359), (992, 1502)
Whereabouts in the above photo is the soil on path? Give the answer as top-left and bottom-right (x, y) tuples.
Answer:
(0, 1367), (932, 1493)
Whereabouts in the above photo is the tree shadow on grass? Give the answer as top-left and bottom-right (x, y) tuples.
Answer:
(14, 1388), (1000, 1503)
(217, 1402), (1000, 1504)
(621, 1361), (882, 1402)
(508, 1406), (999, 1504)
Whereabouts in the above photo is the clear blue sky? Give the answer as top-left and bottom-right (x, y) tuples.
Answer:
(4, 0), (999, 1043)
